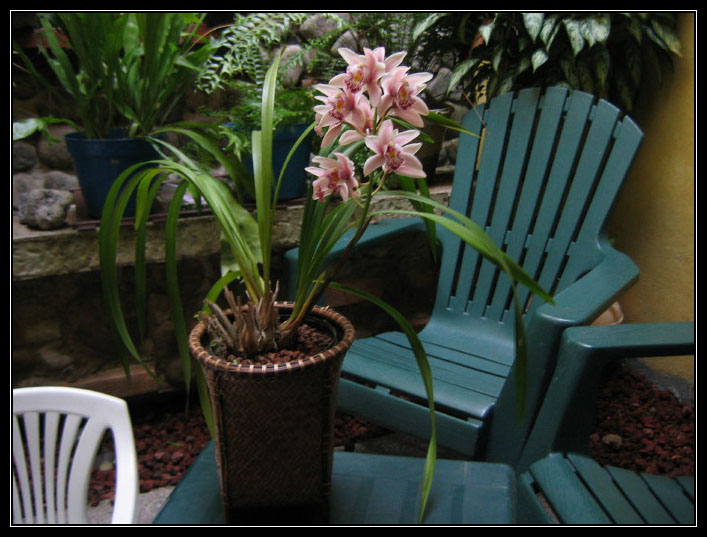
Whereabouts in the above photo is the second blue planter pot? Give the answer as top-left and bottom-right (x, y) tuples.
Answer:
(243, 122), (314, 201)
(65, 131), (161, 219)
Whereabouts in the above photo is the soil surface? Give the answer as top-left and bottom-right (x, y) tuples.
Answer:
(88, 363), (694, 507)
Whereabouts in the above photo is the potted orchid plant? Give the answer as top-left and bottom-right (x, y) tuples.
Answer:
(100, 47), (552, 522)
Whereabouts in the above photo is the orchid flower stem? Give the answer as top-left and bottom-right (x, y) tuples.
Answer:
(350, 193), (366, 210)
(370, 171), (390, 197)
(287, 181), (376, 332)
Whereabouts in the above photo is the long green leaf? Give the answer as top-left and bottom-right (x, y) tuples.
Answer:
(398, 175), (438, 263)
(164, 181), (193, 393)
(99, 164), (164, 378)
(158, 161), (263, 299)
(426, 110), (481, 138)
(253, 53), (281, 286)
(272, 121), (316, 206)
(290, 201), (358, 319)
(329, 282), (437, 524)
(370, 194), (556, 420)
(153, 124), (253, 200)
(289, 198), (351, 310)
(134, 169), (169, 342)
(203, 271), (243, 312)
(99, 155), (265, 389)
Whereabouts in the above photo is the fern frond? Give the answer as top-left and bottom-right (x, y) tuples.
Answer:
(198, 12), (308, 93)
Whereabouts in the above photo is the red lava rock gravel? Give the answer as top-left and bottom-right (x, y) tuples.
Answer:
(89, 406), (211, 506)
(590, 364), (695, 477)
(89, 364), (695, 507)
(88, 403), (385, 507)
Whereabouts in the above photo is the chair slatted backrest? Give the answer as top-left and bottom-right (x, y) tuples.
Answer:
(435, 87), (642, 331)
(12, 387), (138, 525)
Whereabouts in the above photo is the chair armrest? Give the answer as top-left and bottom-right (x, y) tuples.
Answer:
(473, 243), (639, 466)
(534, 245), (639, 329)
(517, 322), (694, 471)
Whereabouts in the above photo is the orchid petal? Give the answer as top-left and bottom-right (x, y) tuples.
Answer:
(321, 123), (342, 148)
(395, 129), (422, 146)
(340, 129), (364, 145)
(338, 47), (362, 65)
(384, 51), (407, 71)
(364, 154), (385, 176)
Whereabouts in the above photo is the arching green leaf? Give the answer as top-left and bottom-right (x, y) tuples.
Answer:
(650, 17), (682, 56)
(329, 281), (437, 524)
(531, 48), (549, 72)
(479, 19), (495, 44)
(540, 14), (561, 48)
(590, 13), (611, 44)
(523, 12), (544, 41)
(563, 18), (585, 56)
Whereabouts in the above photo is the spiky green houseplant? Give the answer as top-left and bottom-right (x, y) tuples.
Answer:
(100, 49), (552, 521)
(15, 12), (215, 139)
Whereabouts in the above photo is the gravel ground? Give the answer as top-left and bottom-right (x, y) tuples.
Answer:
(88, 363), (695, 508)
(589, 364), (695, 477)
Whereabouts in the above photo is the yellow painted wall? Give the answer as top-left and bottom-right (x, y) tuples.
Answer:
(607, 13), (695, 385)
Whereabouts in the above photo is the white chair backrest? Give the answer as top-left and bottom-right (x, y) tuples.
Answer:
(12, 386), (139, 524)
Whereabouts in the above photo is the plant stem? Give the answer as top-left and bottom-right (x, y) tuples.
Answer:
(282, 181), (376, 335)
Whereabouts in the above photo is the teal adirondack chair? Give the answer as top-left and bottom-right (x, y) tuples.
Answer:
(517, 322), (695, 525)
(284, 86), (643, 462)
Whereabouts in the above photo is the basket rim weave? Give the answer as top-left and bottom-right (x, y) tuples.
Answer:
(190, 302), (355, 376)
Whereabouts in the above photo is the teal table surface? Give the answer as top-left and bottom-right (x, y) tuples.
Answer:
(153, 441), (516, 525)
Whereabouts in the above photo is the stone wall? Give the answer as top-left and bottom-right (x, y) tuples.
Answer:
(12, 255), (222, 392)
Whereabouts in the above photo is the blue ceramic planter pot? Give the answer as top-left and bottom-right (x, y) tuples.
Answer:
(242, 122), (314, 201)
(65, 130), (161, 219)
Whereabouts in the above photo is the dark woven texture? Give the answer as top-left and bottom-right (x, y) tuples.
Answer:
(191, 304), (355, 513)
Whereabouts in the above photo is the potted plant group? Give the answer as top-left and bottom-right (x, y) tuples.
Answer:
(14, 12), (216, 218)
(100, 47), (552, 522)
(195, 13), (321, 202)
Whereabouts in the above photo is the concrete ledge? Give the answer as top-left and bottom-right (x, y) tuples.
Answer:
(12, 185), (452, 282)
(12, 213), (222, 281)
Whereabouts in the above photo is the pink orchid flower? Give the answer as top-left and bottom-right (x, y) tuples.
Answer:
(339, 98), (376, 145)
(313, 84), (361, 147)
(332, 47), (406, 105)
(363, 120), (425, 178)
(306, 153), (360, 202)
(378, 66), (433, 128)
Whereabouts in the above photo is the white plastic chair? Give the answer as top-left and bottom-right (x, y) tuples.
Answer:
(12, 387), (139, 524)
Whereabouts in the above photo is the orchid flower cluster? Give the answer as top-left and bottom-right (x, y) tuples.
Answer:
(306, 47), (434, 203)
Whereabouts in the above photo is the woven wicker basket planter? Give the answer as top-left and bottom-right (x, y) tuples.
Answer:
(189, 302), (355, 522)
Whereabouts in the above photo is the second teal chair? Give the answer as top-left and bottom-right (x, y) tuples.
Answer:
(517, 322), (694, 524)
(285, 86), (644, 463)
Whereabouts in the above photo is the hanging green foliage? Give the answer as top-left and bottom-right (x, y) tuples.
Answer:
(412, 12), (682, 111)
